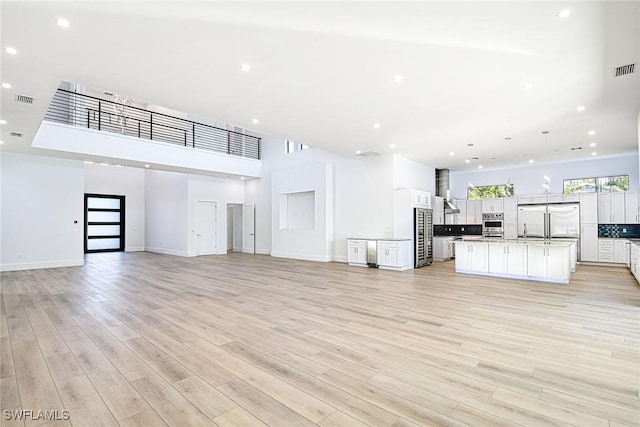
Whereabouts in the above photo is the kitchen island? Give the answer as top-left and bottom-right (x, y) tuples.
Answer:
(454, 238), (575, 284)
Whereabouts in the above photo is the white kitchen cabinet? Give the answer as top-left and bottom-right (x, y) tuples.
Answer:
(412, 190), (432, 208)
(614, 239), (629, 265)
(598, 238), (614, 263)
(482, 197), (504, 213)
(625, 191), (639, 224)
(377, 240), (411, 271)
(433, 237), (454, 261)
(548, 194), (580, 203)
(455, 241), (488, 272)
(347, 239), (368, 267)
(630, 243), (639, 282)
(503, 197), (517, 223)
(433, 196), (445, 225)
(527, 244), (570, 282)
(598, 192), (625, 224)
(488, 243), (527, 276)
(452, 199), (467, 224)
(518, 194), (548, 204)
(580, 193), (598, 224)
(466, 200), (482, 224)
(581, 224), (598, 262)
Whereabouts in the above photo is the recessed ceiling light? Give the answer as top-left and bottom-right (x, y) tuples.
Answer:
(577, 105), (586, 112)
(588, 130), (596, 136)
(529, 159), (534, 163)
(355, 150), (362, 155)
(144, 164), (150, 168)
(590, 142), (596, 147)
(556, 10), (571, 18)
(4, 47), (17, 55)
(56, 18), (70, 28)
(373, 123), (380, 129)
(591, 152), (597, 156)
(252, 118), (259, 124)
(1, 82), (11, 89)
(240, 64), (251, 72)
(449, 152), (455, 156)
(0, 120), (6, 125)
(522, 83), (533, 90)
(0, 140), (4, 145)
(465, 159), (470, 164)
(389, 143), (396, 148)
(478, 165), (483, 169)
(392, 75), (403, 83)
(240, 176), (245, 180)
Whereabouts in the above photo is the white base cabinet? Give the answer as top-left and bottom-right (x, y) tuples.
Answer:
(455, 242), (488, 273)
(630, 242), (640, 283)
(347, 239), (368, 267)
(488, 243), (527, 276)
(377, 240), (411, 271)
(433, 237), (454, 261)
(527, 244), (570, 283)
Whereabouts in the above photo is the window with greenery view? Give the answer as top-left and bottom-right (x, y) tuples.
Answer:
(563, 175), (628, 194)
(467, 184), (515, 200)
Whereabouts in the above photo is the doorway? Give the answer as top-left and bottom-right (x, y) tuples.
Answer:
(84, 193), (125, 253)
(196, 201), (217, 255)
(227, 203), (243, 253)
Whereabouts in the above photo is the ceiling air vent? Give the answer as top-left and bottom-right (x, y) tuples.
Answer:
(615, 63), (635, 77)
(15, 93), (35, 104)
(10, 132), (23, 137)
(356, 151), (381, 157)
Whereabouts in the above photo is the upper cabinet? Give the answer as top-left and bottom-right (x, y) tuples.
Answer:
(625, 191), (639, 224)
(481, 197), (504, 213)
(412, 190), (431, 208)
(503, 197), (517, 224)
(517, 194), (548, 204)
(598, 192), (625, 224)
(466, 200), (482, 224)
(548, 194), (579, 203)
(433, 196), (445, 225)
(580, 193), (598, 224)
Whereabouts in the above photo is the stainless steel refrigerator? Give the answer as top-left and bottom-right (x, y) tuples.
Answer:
(517, 203), (580, 238)
(517, 202), (580, 256)
(414, 208), (433, 267)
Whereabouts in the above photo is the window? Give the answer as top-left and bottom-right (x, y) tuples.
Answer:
(467, 184), (515, 200)
(563, 175), (628, 194)
(284, 140), (309, 154)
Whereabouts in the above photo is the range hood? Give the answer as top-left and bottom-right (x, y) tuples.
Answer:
(436, 169), (460, 214)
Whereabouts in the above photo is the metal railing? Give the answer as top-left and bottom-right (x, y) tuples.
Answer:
(44, 89), (261, 160)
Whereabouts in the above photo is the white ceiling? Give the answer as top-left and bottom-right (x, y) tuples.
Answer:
(1, 1), (639, 172)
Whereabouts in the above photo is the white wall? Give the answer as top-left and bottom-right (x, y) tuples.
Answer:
(1, 153), (84, 271)
(393, 154), (436, 196)
(271, 163), (334, 262)
(450, 153), (639, 199)
(84, 164), (145, 251)
(145, 169), (189, 256)
(245, 136), (398, 262)
(187, 175), (245, 256)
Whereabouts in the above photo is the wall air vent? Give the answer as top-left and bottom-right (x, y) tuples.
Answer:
(615, 63), (635, 77)
(356, 151), (381, 157)
(570, 147), (582, 151)
(9, 132), (23, 137)
(15, 94), (35, 104)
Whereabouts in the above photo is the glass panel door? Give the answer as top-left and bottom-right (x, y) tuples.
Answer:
(85, 194), (125, 253)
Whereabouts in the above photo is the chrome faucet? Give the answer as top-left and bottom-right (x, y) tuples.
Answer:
(523, 223), (527, 239)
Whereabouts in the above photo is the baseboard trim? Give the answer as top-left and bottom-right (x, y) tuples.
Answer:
(125, 247), (145, 252)
(145, 247), (189, 257)
(271, 251), (331, 262)
(0, 258), (84, 272)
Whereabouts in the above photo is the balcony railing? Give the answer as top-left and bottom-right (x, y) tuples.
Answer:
(44, 89), (261, 160)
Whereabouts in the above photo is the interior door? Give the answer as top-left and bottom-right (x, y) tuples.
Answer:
(242, 204), (255, 254)
(196, 201), (217, 255)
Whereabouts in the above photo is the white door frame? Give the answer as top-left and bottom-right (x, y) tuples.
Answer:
(243, 203), (255, 254)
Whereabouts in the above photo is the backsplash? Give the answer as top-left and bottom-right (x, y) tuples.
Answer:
(598, 224), (640, 238)
(434, 224), (482, 236)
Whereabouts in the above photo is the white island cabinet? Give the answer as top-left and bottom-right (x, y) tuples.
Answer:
(455, 239), (573, 284)
(488, 243), (527, 276)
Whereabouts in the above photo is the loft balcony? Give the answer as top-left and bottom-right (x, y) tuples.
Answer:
(33, 88), (261, 177)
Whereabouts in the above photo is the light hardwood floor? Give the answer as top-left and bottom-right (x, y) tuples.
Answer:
(1, 252), (639, 426)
